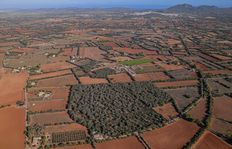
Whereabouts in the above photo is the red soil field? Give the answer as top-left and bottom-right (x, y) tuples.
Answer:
(53, 144), (93, 149)
(133, 72), (170, 82)
(114, 47), (157, 55)
(0, 41), (19, 47)
(108, 73), (132, 83)
(27, 87), (69, 101)
(213, 96), (232, 121)
(188, 98), (206, 121)
(167, 39), (181, 45)
(41, 62), (75, 72)
(195, 62), (210, 71)
(79, 47), (105, 60)
(210, 118), (232, 135)
(0, 69), (28, 105)
(143, 119), (199, 149)
(29, 69), (72, 80)
(153, 103), (178, 120)
(203, 69), (232, 76)
(211, 54), (232, 61)
(110, 56), (132, 62)
(45, 123), (88, 134)
(28, 99), (67, 112)
(156, 62), (184, 71)
(103, 42), (119, 48)
(79, 76), (108, 85)
(63, 48), (77, 56)
(30, 111), (73, 125)
(0, 107), (25, 149)
(154, 80), (198, 88)
(192, 131), (231, 149)
(96, 136), (145, 149)
(36, 74), (78, 87)
(13, 47), (36, 53)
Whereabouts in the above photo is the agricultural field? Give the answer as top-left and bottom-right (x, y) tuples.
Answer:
(133, 72), (170, 82)
(40, 62), (76, 72)
(143, 119), (199, 149)
(0, 6), (232, 149)
(210, 118), (232, 136)
(27, 87), (69, 101)
(187, 98), (206, 121)
(107, 73), (132, 83)
(0, 107), (25, 149)
(213, 96), (232, 122)
(33, 74), (78, 87)
(119, 59), (153, 66)
(79, 47), (106, 60)
(96, 136), (144, 149)
(29, 111), (73, 125)
(166, 69), (197, 80)
(28, 99), (67, 112)
(192, 131), (231, 149)
(0, 69), (28, 105)
(29, 69), (72, 80)
(54, 144), (93, 149)
(165, 87), (201, 111)
(154, 79), (199, 88)
(153, 103), (178, 120)
(79, 76), (108, 85)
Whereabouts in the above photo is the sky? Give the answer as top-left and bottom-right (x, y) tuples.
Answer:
(1, 0), (232, 9)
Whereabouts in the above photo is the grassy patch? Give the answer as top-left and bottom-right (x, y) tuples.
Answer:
(119, 59), (153, 66)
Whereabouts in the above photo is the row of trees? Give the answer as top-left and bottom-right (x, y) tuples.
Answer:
(182, 70), (213, 149)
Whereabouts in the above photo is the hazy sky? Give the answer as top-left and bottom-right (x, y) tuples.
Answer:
(1, 0), (232, 9)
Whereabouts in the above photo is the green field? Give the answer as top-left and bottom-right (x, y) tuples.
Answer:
(119, 59), (153, 66)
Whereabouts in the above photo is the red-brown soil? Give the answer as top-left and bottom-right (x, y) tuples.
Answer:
(188, 98), (206, 121)
(213, 96), (232, 121)
(27, 87), (69, 101)
(28, 99), (67, 112)
(53, 144), (93, 149)
(0, 107), (25, 149)
(210, 118), (232, 135)
(195, 62), (210, 71)
(29, 69), (72, 80)
(0, 69), (28, 105)
(156, 62), (184, 71)
(13, 47), (36, 53)
(41, 62), (75, 72)
(154, 80), (198, 88)
(192, 131), (231, 149)
(107, 73), (132, 83)
(133, 72), (170, 82)
(62, 48), (77, 56)
(110, 56), (132, 62)
(79, 47), (106, 60)
(143, 119), (199, 149)
(36, 74), (78, 87)
(114, 47), (157, 55)
(153, 103), (178, 120)
(30, 111), (73, 125)
(96, 136), (145, 149)
(211, 54), (232, 61)
(79, 76), (108, 85)
(203, 69), (232, 76)
(45, 123), (88, 134)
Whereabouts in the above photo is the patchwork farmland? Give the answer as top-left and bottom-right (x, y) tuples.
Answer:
(0, 6), (232, 149)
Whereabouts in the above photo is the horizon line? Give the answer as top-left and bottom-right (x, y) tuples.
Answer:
(0, 3), (232, 10)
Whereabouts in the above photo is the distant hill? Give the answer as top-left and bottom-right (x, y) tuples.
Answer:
(166, 4), (232, 17)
